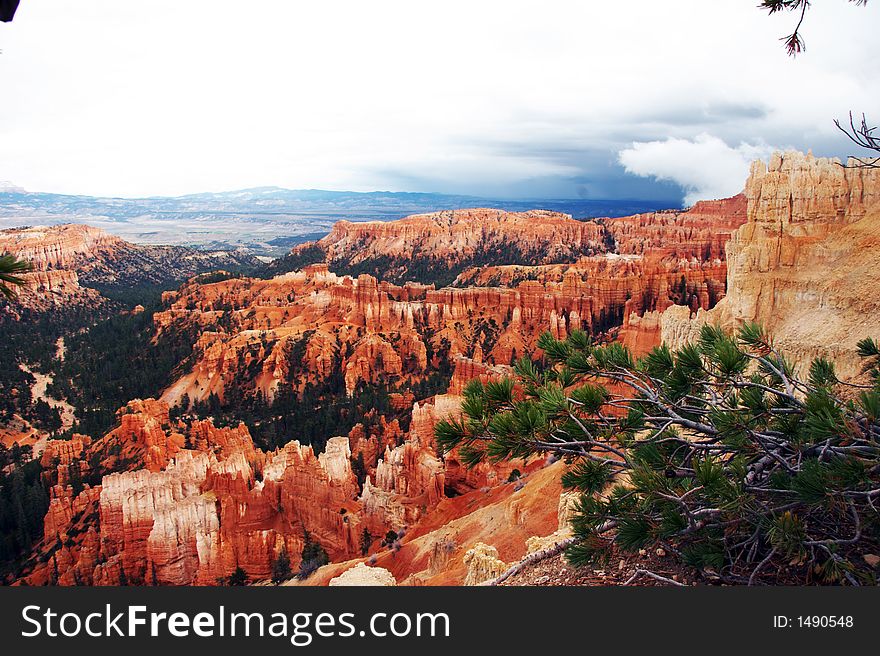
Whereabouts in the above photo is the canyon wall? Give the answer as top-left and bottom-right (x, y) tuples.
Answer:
(0, 223), (258, 314)
(603, 195), (747, 260)
(0, 224), (128, 271)
(660, 151), (880, 377)
(156, 230), (735, 405)
(286, 203), (745, 290)
(304, 209), (607, 283)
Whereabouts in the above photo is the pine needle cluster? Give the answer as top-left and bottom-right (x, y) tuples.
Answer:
(435, 325), (880, 585)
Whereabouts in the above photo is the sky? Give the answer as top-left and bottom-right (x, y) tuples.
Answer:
(0, 1), (877, 204)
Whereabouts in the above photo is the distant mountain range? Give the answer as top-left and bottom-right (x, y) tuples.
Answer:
(0, 186), (679, 257)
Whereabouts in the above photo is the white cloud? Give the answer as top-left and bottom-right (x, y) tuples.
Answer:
(618, 135), (777, 205)
(0, 1), (877, 198)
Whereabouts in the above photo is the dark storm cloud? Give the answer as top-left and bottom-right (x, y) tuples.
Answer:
(370, 141), (686, 202)
(633, 101), (771, 127)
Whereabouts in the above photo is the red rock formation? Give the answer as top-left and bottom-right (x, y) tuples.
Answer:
(20, 398), (407, 586)
(603, 195), (747, 260)
(0, 225), (119, 314)
(0, 223), (256, 316)
(304, 209), (607, 279)
(292, 461), (565, 587)
(19, 381), (564, 587)
(149, 193), (748, 406)
(446, 356), (510, 396)
(0, 224), (127, 271)
(0, 266), (106, 316)
(360, 434), (445, 532)
(156, 249), (732, 405)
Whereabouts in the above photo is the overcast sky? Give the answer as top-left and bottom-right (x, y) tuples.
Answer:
(0, 1), (877, 203)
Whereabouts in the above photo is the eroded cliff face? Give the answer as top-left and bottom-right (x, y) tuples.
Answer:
(660, 151), (880, 377)
(22, 399), (363, 585)
(1, 224), (128, 271)
(603, 195), (747, 260)
(285, 459), (565, 587)
(21, 366), (556, 587)
(21, 381), (532, 586)
(0, 225), (130, 314)
(0, 226), (112, 315)
(299, 209), (608, 284)
(15, 269), (104, 310)
(0, 223), (258, 314)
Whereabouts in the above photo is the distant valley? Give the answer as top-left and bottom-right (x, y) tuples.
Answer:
(0, 186), (678, 257)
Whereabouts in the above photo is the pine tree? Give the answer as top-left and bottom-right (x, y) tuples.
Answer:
(436, 326), (880, 585)
(351, 451), (367, 488)
(227, 566), (249, 586)
(381, 530), (398, 548)
(271, 548), (292, 584)
(359, 528), (372, 556)
(760, 0), (869, 56)
(0, 253), (32, 300)
(297, 528), (329, 579)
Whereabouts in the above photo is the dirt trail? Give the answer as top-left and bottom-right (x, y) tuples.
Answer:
(16, 363), (77, 455)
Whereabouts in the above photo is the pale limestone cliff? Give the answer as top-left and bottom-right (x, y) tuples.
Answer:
(661, 151), (880, 378)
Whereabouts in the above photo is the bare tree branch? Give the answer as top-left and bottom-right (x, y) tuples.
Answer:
(623, 569), (686, 587)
